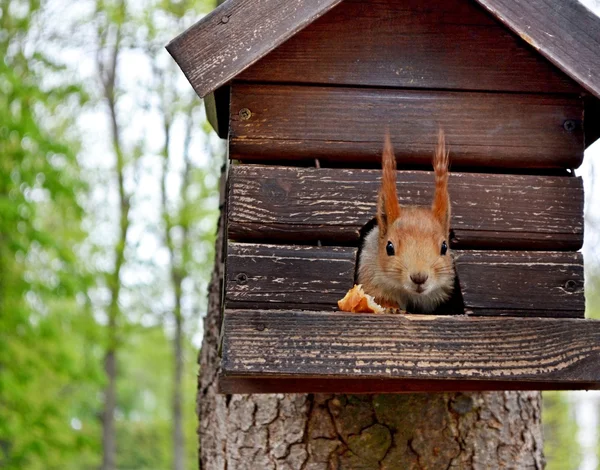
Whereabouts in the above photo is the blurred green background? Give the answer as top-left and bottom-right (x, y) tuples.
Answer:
(1, 0), (599, 469)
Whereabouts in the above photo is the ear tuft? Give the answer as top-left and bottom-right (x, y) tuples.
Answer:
(377, 131), (401, 236)
(432, 129), (451, 234)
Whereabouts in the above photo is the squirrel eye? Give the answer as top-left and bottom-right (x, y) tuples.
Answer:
(441, 241), (448, 256)
(386, 241), (395, 256)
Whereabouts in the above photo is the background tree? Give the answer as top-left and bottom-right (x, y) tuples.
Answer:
(89, 0), (219, 467)
(543, 392), (582, 470)
(0, 0), (219, 467)
(145, 2), (221, 466)
(92, 2), (131, 468)
(0, 1), (101, 468)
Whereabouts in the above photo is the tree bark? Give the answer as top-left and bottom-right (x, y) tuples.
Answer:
(199, 171), (544, 470)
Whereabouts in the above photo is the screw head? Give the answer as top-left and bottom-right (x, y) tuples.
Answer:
(238, 108), (252, 120)
(563, 120), (577, 132)
(255, 323), (266, 332)
(235, 273), (248, 285)
(221, 15), (229, 24)
(564, 279), (578, 291)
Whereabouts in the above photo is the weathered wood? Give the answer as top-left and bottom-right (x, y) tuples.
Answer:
(167, 0), (600, 100)
(455, 251), (584, 316)
(239, 0), (579, 94)
(220, 310), (600, 393)
(226, 243), (356, 310)
(225, 243), (584, 317)
(204, 85), (230, 138)
(474, 0), (600, 98)
(230, 84), (584, 169)
(228, 165), (584, 250)
(166, 0), (344, 98)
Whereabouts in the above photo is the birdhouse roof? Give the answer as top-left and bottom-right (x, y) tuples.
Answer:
(167, 0), (600, 99)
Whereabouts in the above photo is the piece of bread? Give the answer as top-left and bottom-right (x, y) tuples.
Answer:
(337, 284), (386, 313)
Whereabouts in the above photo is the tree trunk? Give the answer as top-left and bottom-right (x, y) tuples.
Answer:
(173, 301), (185, 470)
(102, 285), (121, 470)
(198, 171), (544, 469)
(159, 106), (193, 470)
(101, 346), (117, 470)
(98, 8), (127, 466)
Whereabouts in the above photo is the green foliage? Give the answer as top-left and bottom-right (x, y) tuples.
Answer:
(88, 0), (220, 467)
(543, 392), (582, 470)
(1, 0), (221, 467)
(115, 327), (200, 470)
(0, 1), (102, 468)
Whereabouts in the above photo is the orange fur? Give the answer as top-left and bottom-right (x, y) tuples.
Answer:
(376, 132), (401, 237)
(358, 130), (454, 314)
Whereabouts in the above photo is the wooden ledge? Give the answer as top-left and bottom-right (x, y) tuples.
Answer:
(219, 310), (600, 394)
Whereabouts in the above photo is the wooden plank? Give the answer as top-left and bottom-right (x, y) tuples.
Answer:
(166, 0), (600, 100)
(230, 84), (584, 169)
(228, 165), (584, 250)
(225, 243), (585, 317)
(455, 251), (584, 316)
(220, 310), (600, 393)
(474, 0), (600, 99)
(239, 0), (579, 94)
(166, 0), (344, 98)
(225, 243), (356, 310)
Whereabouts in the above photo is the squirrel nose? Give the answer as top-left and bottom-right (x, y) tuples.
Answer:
(410, 273), (428, 285)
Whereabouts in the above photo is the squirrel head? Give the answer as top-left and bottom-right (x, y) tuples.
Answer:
(375, 130), (454, 308)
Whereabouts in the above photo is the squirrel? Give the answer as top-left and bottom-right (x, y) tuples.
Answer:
(357, 130), (455, 314)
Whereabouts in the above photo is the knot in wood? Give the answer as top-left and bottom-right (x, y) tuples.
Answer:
(235, 273), (248, 285)
(563, 119), (577, 132)
(238, 108), (252, 120)
(450, 394), (474, 415)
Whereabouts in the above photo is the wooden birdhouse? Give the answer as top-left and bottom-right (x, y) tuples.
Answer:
(168, 0), (600, 393)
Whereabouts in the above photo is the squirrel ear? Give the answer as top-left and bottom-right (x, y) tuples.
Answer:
(377, 132), (401, 236)
(432, 129), (451, 234)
